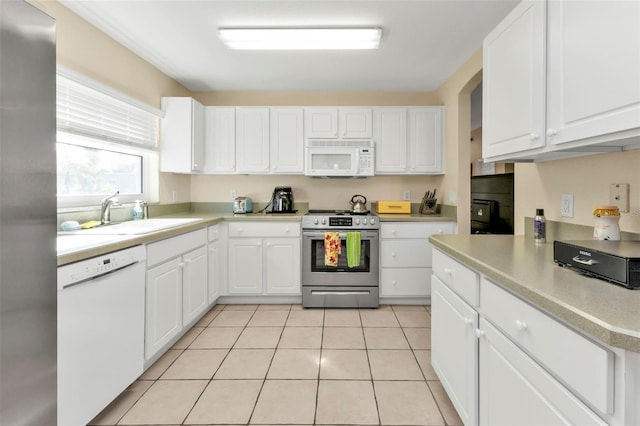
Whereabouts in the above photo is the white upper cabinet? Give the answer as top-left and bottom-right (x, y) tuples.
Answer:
(339, 107), (373, 138)
(305, 107), (338, 138)
(270, 107), (304, 174)
(374, 107), (444, 175)
(482, 0), (546, 160)
(483, 0), (640, 162)
(408, 107), (444, 174)
(236, 107), (270, 173)
(160, 97), (205, 173)
(204, 107), (236, 174)
(374, 107), (407, 173)
(305, 107), (372, 139)
(546, 0), (640, 147)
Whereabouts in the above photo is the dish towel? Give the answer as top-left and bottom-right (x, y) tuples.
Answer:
(346, 231), (361, 268)
(324, 232), (341, 267)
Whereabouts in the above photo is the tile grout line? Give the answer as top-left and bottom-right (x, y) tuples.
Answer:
(246, 305), (292, 425)
(178, 304), (257, 425)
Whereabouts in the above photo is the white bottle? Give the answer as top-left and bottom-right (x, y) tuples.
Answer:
(534, 208), (546, 243)
(132, 200), (144, 220)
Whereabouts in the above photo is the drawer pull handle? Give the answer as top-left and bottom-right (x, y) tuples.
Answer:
(444, 267), (453, 275)
(475, 329), (485, 339)
(392, 280), (397, 285)
(391, 252), (396, 257)
(515, 320), (529, 331)
(463, 317), (473, 326)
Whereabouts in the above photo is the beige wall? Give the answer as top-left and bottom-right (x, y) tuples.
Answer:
(514, 150), (640, 235)
(34, 0), (192, 204)
(436, 48), (483, 233)
(194, 92), (440, 107)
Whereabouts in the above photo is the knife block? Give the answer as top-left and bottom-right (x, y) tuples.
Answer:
(419, 198), (438, 215)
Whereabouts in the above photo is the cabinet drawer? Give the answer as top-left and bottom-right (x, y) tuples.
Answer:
(481, 278), (614, 415)
(381, 240), (431, 267)
(432, 249), (478, 306)
(147, 229), (207, 267)
(228, 222), (300, 237)
(381, 222), (454, 239)
(380, 268), (431, 296)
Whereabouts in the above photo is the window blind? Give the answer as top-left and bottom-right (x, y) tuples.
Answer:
(56, 74), (159, 149)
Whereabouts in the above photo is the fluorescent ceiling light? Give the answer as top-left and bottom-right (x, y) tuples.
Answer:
(218, 27), (382, 50)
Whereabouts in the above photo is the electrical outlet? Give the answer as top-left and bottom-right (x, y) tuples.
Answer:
(172, 191), (178, 202)
(609, 183), (629, 212)
(561, 194), (574, 218)
(230, 189), (237, 201)
(403, 190), (411, 201)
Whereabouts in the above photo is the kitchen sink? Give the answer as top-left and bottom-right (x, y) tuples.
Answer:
(57, 234), (129, 255)
(61, 218), (203, 236)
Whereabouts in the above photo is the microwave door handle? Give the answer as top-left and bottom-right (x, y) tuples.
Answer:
(353, 150), (360, 175)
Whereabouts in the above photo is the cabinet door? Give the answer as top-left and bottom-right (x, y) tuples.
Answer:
(479, 318), (606, 426)
(374, 107), (407, 173)
(264, 238), (301, 294)
(339, 107), (373, 138)
(191, 100), (205, 172)
(204, 107), (236, 173)
(408, 107), (444, 173)
(431, 276), (478, 425)
(236, 107), (270, 173)
(228, 238), (263, 294)
(182, 246), (208, 325)
(270, 107), (304, 174)
(145, 257), (182, 360)
(160, 97), (205, 174)
(208, 239), (221, 304)
(305, 107), (338, 138)
(547, 0), (640, 146)
(482, 0), (546, 160)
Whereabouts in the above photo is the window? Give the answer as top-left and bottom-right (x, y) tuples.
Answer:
(56, 67), (161, 207)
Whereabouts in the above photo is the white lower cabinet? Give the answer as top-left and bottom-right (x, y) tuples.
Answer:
(227, 222), (301, 295)
(478, 317), (606, 426)
(431, 276), (478, 425)
(380, 222), (454, 299)
(145, 230), (207, 362)
(432, 248), (610, 425)
(207, 224), (225, 304)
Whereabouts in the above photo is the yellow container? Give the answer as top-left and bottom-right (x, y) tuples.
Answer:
(377, 201), (411, 214)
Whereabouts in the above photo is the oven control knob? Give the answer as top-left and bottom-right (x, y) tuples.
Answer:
(355, 218), (360, 225)
(313, 218), (319, 225)
(321, 218), (326, 225)
(370, 218), (375, 225)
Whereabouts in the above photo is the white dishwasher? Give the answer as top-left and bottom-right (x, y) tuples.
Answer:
(57, 245), (146, 426)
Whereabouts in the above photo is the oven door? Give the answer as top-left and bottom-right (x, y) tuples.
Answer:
(302, 230), (379, 287)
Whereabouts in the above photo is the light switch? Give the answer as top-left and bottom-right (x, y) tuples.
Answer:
(609, 183), (629, 212)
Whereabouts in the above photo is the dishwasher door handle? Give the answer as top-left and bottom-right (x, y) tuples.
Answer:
(61, 261), (140, 289)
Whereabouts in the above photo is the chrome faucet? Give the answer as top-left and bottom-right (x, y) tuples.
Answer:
(100, 190), (121, 224)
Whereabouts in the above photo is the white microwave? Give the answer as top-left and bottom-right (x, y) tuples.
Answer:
(304, 139), (375, 177)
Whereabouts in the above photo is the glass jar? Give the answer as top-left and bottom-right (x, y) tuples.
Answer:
(593, 205), (621, 240)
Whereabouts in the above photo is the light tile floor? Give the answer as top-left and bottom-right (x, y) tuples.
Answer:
(89, 304), (463, 426)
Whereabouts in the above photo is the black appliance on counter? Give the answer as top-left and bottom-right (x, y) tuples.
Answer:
(270, 186), (296, 213)
(554, 240), (640, 289)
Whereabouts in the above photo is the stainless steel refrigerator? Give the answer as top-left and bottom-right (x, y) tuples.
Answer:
(0, 1), (57, 424)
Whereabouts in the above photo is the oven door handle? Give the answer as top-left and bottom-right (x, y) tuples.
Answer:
(303, 230), (379, 239)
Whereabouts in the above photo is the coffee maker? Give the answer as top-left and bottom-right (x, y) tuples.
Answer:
(271, 186), (295, 213)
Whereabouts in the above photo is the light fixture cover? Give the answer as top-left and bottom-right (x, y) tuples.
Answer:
(218, 27), (381, 50)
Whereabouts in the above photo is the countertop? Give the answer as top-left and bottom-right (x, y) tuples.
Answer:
(58, 210), (456, 266)
(429, 234), (640, 353)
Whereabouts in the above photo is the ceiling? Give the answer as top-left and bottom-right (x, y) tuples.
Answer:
(59, 0), (519, 93)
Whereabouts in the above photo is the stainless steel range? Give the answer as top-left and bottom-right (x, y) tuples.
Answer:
(302, 210), (379, 308)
